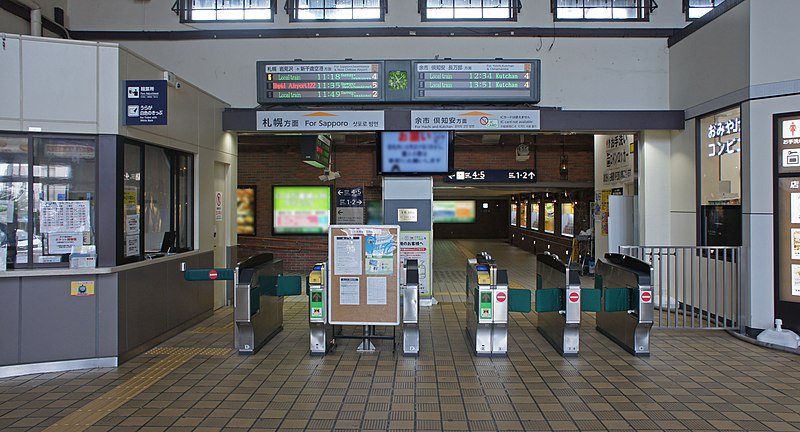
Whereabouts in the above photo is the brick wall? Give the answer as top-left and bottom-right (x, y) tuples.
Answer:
(237, 134), (594, 274)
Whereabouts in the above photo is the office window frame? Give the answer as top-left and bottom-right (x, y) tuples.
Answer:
(117, 139), (194, 265)
(552, 0), (653, 21)
(287, 0), (386, 22)
(176, 0), (276, 23)
(684, 0), (725, 20)
(420, 0), (520, 21)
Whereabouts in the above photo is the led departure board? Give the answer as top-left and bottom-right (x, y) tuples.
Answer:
(257, 61), (384, 104)
(412, 60), (540, 103)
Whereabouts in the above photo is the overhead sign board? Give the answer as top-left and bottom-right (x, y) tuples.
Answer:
(412, 60), (540, 103)
(125, 80), (167, 125)
(257, 61), (384, 104)
(411, 110), (540, 131)
(256, 111), (384, 131)
(444, 169), (537, 183)
(336, 187), (364, 208)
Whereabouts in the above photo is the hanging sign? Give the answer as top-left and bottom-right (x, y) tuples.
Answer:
(256, 111), (384, 131)
(125, 80), (168, 125)
(411, 110), (540, 131)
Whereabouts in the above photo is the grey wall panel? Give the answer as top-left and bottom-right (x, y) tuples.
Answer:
(0, 278), (20, 366)
(122, 265), (168, 352)
(117, 271), (128, 355)
(384, 199), (432, 231)
(96, 274), (119, 358)
(20, 276), (97, 363)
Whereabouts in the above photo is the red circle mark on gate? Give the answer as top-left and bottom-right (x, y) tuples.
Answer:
(496, 292), (506, 302)
(209, 270), (218, 280)
(641, 291), (652, 303)
(569, 292), (580, 303)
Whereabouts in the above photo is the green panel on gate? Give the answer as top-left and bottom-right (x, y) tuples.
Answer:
(604, 288), (633, 312)
(581, 288), (601, 312)
(508, 288), (531, 313)
(259, 275), (302, 296)
(535, 288), (563, 313)
(276, 275), (302, 296)
(183, 268), (235, 281)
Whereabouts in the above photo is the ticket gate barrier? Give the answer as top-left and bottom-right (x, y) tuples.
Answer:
(534, 253), (601, 356)
(183, 253), (302, 355)
(595, 253), (654, 356)
(308, 259), (420, 356)
(465, 253), (534, 357)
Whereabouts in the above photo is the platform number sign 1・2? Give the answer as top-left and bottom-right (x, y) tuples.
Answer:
(125, 80), (168, 126)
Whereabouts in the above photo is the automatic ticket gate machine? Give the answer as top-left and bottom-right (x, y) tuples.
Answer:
(466, 253), (509, 356)
(534, 253), (596, 356)
(308, 259), (421, 356)
(595, 253), (654, 356)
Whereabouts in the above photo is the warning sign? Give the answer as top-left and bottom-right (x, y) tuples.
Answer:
(496, 292), (506, 302)
(569, 292), (580, 303)
(641, 291), (652, 303)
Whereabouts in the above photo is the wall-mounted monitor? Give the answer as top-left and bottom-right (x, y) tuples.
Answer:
(272, 185), (331, 235)
(377, 131), (453, 176)
(433, 200), (476, 223)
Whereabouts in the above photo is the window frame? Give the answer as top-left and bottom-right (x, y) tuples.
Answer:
(419, 0), (520, 22)
(552, 0), (653, 22)
(286, 0), (387, 22)
(177, 0), (276, 23)
(684, 0), (724, 21)
(117, 139), (195, 265)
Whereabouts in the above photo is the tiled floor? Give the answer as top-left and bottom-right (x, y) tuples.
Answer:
(2, 239), (800, 431)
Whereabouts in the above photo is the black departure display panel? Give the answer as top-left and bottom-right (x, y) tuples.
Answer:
(412, 60), (540, 103)
(257, 61), (384, 104)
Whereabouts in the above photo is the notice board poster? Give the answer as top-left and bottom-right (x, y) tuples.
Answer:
(328, 225), (400, 325)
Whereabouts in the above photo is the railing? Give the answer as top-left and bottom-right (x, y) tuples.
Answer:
(619, 246), (742, 331)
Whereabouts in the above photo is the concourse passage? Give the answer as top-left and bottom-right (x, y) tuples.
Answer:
(2, 241), (800, 431)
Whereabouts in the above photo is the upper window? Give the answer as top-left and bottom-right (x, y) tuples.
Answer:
(287, 0), (385, 21)
(685, 0), (725, 20)
(178, 0), (274, 22)
(553, 0), (651, 21)
(421, 0), (519, 21)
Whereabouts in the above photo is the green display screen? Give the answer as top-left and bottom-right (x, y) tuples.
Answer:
(273, 186), (331, 234)
(433, 200), (476, 223)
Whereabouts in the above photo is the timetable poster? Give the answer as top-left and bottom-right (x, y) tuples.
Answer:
(40, 201), (91, 233)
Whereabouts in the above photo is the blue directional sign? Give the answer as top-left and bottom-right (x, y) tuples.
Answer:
(444, 169), (537, 183)
(336, 187), (364, 207)
(125, 80), (168, 125)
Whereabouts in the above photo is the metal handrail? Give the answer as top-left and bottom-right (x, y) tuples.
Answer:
(619, 245), (742, 332)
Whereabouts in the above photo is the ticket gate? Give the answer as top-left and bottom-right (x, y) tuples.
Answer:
(466, 253), (509, 356)
(595, 253), (654, 356)
(308, 259), (420, 356)
(184, 253), (302, 355)
(534, 252), (600, 357)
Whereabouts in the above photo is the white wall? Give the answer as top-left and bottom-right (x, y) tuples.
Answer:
(669, 124), (696, 246)
(117, 36), (670, 110)
(668, 0), (750, 112)
(0, 0), (67, 37)
(0, 34), (118, 134)
(749, 0), (800, 87)
(639, 130), (672, 246)
(67, 0), (688, 31)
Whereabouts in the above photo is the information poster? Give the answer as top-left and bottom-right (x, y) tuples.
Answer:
(561, 203), (575, 237)
(519, 201), (528, 228)
(328, 225), (400, 325)
(399, 231), (431, 297)
(531, 203), (540, 230)
(544, 202), (555, 234)
(48, 233), (82, 254)
(510, 203), (517, 226)
(40, 201), (91, 233)
(236, 186), (256, 235)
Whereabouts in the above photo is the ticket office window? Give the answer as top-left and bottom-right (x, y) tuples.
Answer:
(0, 134), (97, 269)
(699, 106), (742, 247)
(120, 141), (194, 263)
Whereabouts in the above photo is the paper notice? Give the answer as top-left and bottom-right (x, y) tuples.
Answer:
(793, 193), (800, 224)
(794, 229), (800, 260)
(339, 277), (360, 305)
(367, 277), (387, 305)
(793, 264), (800, 296)
(334, 236), (362, 275)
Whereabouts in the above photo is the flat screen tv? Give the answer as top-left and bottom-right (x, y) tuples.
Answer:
(272, 185), (331, 235)
(377, 131), (454, 176)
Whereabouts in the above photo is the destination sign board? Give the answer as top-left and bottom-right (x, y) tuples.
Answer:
(412, 61), (540, 103)
(257, 61), (384, 104)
